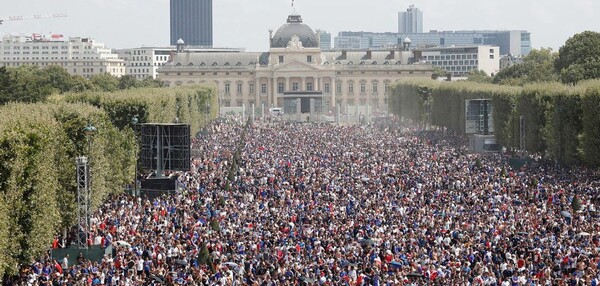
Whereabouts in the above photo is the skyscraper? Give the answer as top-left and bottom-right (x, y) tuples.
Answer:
(170, 0), (213, 46)
(398, 5), (423, 34)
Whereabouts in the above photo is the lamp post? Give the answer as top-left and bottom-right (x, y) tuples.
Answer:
(131, 116), (139, 196)
(206, 103), (211, 125)
(82, 123), (96, 248)
(511, 103), (516, 156)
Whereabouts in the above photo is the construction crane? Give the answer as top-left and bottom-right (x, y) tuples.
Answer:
(0, 13), (67, 26)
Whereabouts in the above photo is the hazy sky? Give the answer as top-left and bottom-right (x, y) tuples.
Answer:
(1, 0), (598, 52)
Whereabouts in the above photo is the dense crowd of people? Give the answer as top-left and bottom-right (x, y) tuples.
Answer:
(11, 117), (600, 285)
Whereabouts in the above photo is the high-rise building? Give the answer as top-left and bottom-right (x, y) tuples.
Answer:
(170, 0), (213, 47)
(316, 29), (332, 50)
(398, 5), (423, 34)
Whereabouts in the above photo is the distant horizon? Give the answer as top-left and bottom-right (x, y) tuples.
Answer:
(1, 0), (597, 52)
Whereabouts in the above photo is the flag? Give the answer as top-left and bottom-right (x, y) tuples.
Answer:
(291, 0), (294, 7)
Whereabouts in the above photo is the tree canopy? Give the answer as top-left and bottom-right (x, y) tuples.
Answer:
(492, 48), (558, 86)
(555, 31), (600, 84)
(0, 65), (165, 105)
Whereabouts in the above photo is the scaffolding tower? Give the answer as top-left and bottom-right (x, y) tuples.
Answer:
(76, 156), (89, 249)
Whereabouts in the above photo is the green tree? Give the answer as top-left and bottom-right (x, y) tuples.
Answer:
(70, 75), (95, 92)
(556, 31), (600, 84)
(118, 75), (139, 90)
(39, 65), (74, 93)
(90, 73), (119, 92)
(139, 77), (165, 88)
(466, 69), (492, 83)
(0, 65), (53, 104)
(493, 48), (558, 85)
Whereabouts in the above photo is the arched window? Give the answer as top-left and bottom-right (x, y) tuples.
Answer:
(200, 62), (206, 66)
(383, 61), (389, 65)
(187, 62), (194, 66)
(372, 61), (377, 65)
(236, 62), (242, 66)
(175, 62), (182, 66)
(224, 62), (230, 66)
(212, 62), (218, 66)
(359, 61), (365, 65)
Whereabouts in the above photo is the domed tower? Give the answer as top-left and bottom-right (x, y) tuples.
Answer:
(270, 14), (319, 49)
(176, 38), (185, 53)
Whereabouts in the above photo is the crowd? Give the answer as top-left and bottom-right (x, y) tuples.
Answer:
(10, 118), (600, 285)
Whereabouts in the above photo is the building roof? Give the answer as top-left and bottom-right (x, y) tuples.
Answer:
(271, 14), (318, 48)
(170, 52), (264, 66)
(321, 51), (406, 65)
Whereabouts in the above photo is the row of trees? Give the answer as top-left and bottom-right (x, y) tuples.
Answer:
(60, 86), (217, 135)
(0, 65), (164, 105)
(0, 86), (215, 276)
(389, 80), (600, 167)
(468, 31), (600, 85)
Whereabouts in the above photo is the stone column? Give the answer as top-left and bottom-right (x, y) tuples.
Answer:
(309, 98), (315, 122)
(285, 77), (290, 92)
(301, 77), (306, 92)
(296, 98), (302, 121)
(272, 77), (278, 107)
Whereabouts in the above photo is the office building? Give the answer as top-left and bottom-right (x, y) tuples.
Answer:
(335, 30), (531, 56)
(158, 13), (435, 120)
(398, 5), (423, 34)
(0, 34), (125, 77)
(419, 45), (500, 77)
(316, 29), (331, 50)
(170, 0), (213, 46)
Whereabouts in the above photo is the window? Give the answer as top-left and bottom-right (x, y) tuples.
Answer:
(384, 83), (390, 94)
(278, 82), (284, 93)
(237, 83), (243, 95)
(360, 82), (366, 94)
(306, 82), (313, 91)
(324, 83), (330, 94)
(336, 82), (342, 94)
(348, 82), (354, 93)
(249, 83), (255, 94)
(225, 83), (231, 95)
(489, 48), (494, 53)
(279, 55), (284, 63)
(261, 83), (267, 94)
(372, 82), (378, 94)
(307, 55), (312, 63)
(489, 55), (495, 59)
(292, 82), (299, 91)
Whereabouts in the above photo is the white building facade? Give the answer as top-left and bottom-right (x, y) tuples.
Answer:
(420, 46), (500, 77)
(0, 34), (125, 77)
(158, 13), (435, 120)
(116, 48), (173, 79)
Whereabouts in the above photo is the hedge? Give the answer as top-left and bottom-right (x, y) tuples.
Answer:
(0, 103), (134, 275)
(59, 85), (217, 135)
(390, 80), (600, 167)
